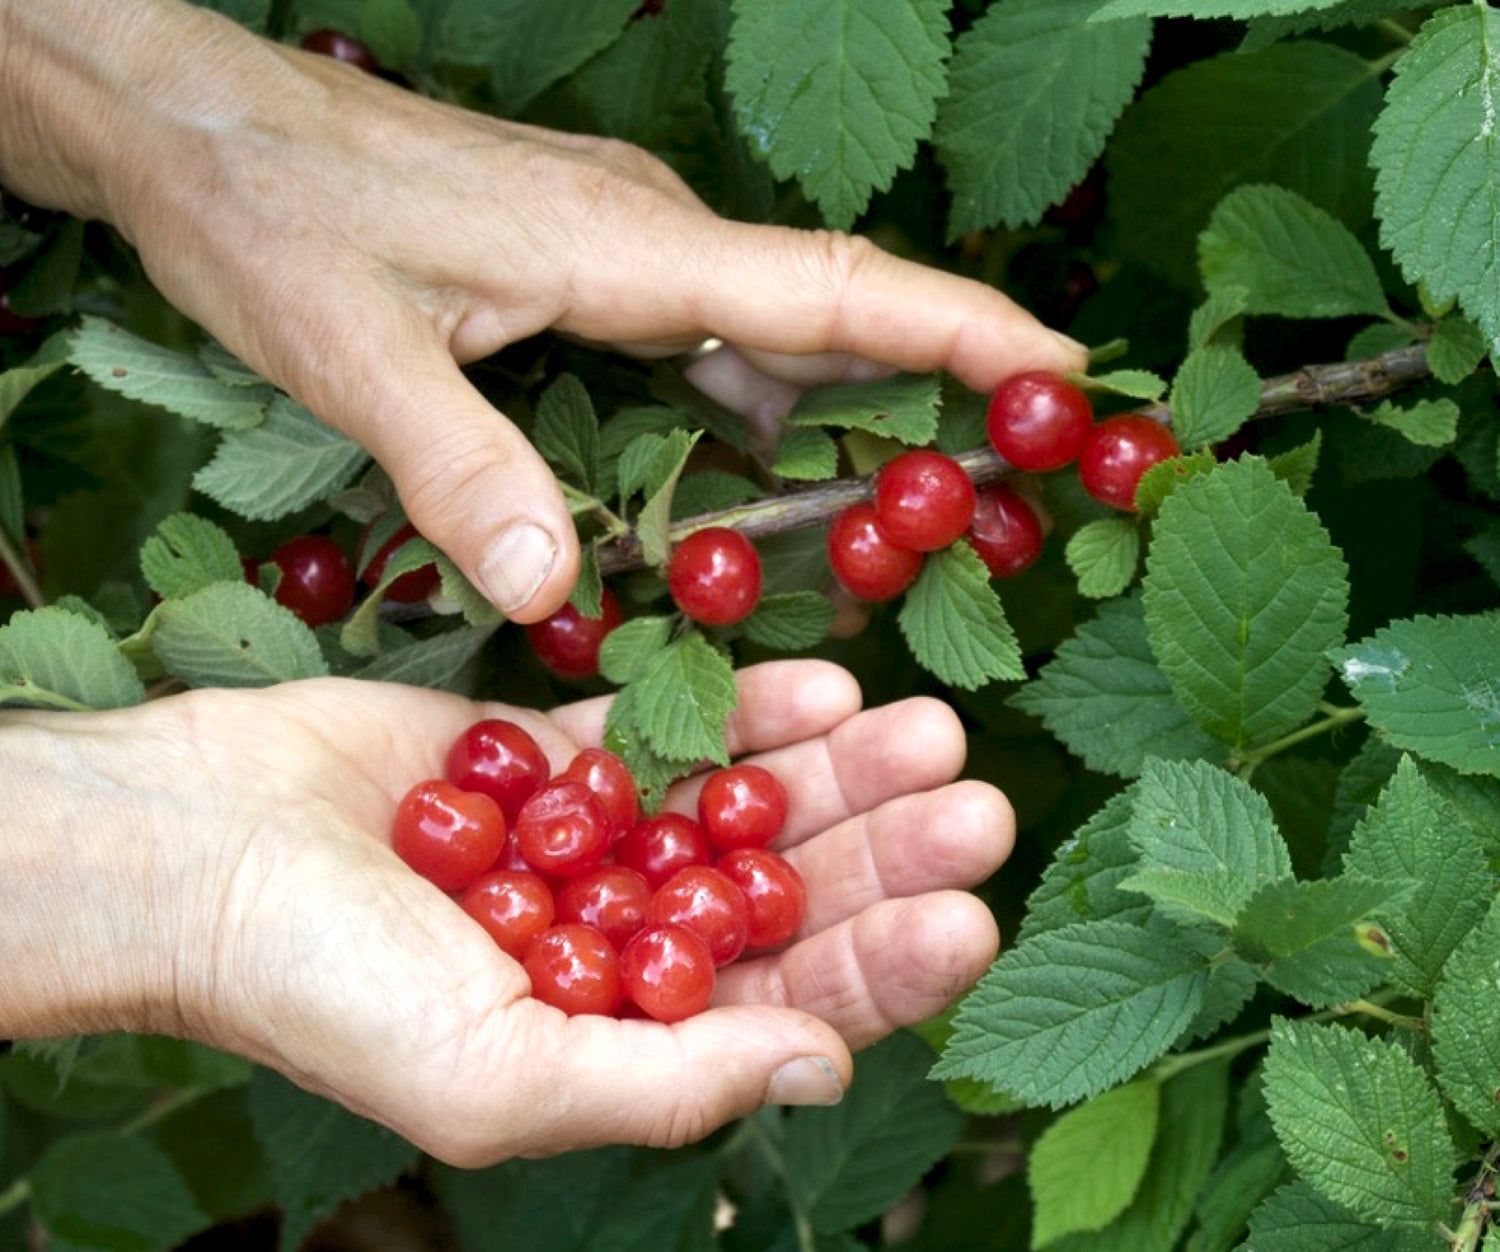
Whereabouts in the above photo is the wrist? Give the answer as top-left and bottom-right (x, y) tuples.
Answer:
(0, 706), (199, 1040)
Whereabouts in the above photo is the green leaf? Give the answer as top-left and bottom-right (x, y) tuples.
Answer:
(1142, 457), (1350, 754)
(533, 374), (599, 495)
(1018, 791), (1153, 941)
(1168, 345), (1261, 451)
(68, 316), (271, 430)
(359, 0), (421, 69)
(150, 583), (330, 688)
(1122, 758), (1292, 929)
(193, 395), (370, 521)
(568, 544), (603, 619)
(1371, 5), (1500, 361)
(1094, 0), (1351, 15)
(1064, 517), (1139, 599)
(1361, 397), (1460, 448)
(1244, 1181), (1436, 1252)
(785, 1032), (963, 1234)
(785, 374), (942, 447)
(1233, 875), (1410, 1007)
(1083, 369), (1170, 403)
(1341, 755), (1492, 997)
(934, 0), (1150, 235)
(638, 431), (699, 569)
(1332, 613), (1500, 778)
(434, 550), (503, 632)
(1187, 1126), (1289, 1252)
(772, 426), (840, 481)
(248, 1069), (420, 1252)
(1109, 42), (1381, 287)
(337, 534), (440, 657)
(1426, 317), (1489, 386)
(725, 0), (951, 230)
(1188, 285), (1250, 352)
(0, 606), (145, 711)
(897, 542), (1023, 690)
(1134, 449), (1219, 515)
(932, 918), (1211, 1108)
(1052, 1060), (1231, 1252)
(671, 470), (763, 519)
(31, 1132), (210, 1252)
(352, 625), (497, 691)
(1011, 595), (1228, 780)
(631, 632), (737, 765)
(740, 591), (835, 651)
(1431, 894), (1500, 1139)
(435, 0), (638, 115)
(1240, 1), (1419, 54)
(598, 615), (675, 686)
(0, 346), (66, 428)
(1198, 184), (1391, 321)
(1262, 1017), (1460, 1228)
(603, 682), (690, 814)
(1029, 1079), (1160, 1248)
(139, 513), (243, 601)
(1266, 430), (1323, 497)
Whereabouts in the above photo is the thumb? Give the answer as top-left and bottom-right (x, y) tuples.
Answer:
(352, 350), (580, 622)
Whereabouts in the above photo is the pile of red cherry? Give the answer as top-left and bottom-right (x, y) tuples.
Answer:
(392, 718), (805, 1023)
(825, 370), (1180, 603)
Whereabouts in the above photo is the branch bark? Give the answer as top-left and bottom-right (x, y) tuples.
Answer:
(595, 343), (1434, 576)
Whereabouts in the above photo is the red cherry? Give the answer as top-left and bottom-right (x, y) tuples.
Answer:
(524, 924), (622, 1017)
(460, 870), (556, 959)
(716, 848), (807, 949)
(513, 780), (611, 877)
(698, 763), (788, 854)
(620, 923), (715, 1023)
(667, 527), (761, 626)
(614, 813), (713, 889)
(560, 747), (639, 840)
(360, 521), (441, 604)
(392, 778), (507, 893)
(873, 450), (975, 553)
(986, 371), (1094, 472)
(649, 865), (750, 966)
(966, 483), (1045, 579)
(445, 719), (550, 822)
(1078, 414), (1181, 512)
(554, 865), (651, 950)
(827, 503), (924, 603)
(525, 587), (623, 679)
(266, 534), (355, 627)
(300, 28), (380, 73)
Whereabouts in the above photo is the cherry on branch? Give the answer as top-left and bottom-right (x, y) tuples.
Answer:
(667, 526), (762, 626)
(986, 371), (1094, 472)
(827, 503), (925, 603)
(966, 483), (1045, 579)
(1078, 414), (1182, 512)
(873, 449), (976, 553)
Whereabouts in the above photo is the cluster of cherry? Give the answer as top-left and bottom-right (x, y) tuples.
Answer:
(393, 718), (805, 1023)
(824, 370), (1180, 604)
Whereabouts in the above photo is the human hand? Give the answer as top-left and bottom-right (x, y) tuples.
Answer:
(0, 0), (1087, 621)
(0, 661), (1010, 1165)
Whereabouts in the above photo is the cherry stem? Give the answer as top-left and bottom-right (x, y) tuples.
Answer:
(595, 343), (1434, 575)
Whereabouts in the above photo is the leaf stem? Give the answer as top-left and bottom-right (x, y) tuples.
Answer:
(1335, 999), (1425, 1032)
(739, 1110), (817, 1252)
(1450, 1141), (1500, 1251)
(1149, 1027), (1270, 1082)
(1235, 705), (1366, 779)
(0, 525), (43, 609)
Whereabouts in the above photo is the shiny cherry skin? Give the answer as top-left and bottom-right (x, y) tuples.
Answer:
(560, 747), (639, 840)
(300, 28), (381, 74)
(716, 848), (807, 949)
(620, 923), (715, 1023)
(826, 503), (924, 602)
(698, 763), (788, 854)
(445, 718), (550, 822)
(614, 813), (713, 889)
(513, 780), (611, 877)
(266, 534), (356, 627)
(986, 371), (1094, 472)
(525, 587), (623, 679)
(649, 865), (750, 967)
(392, 778), (507, 893)
(554, 865), (652, 951)
(966, 483), (1045, 579)
(1078, 414), (1181, 511)
(460, 870), (556, 959)
(524, 924), (623, 1017)
(873, 450), (975, 552)
(360, 521), (441, 604)
(667, 527), (761, 626)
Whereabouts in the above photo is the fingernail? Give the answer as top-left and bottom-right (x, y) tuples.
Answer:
(479, 522), (555, 614)
(1051, 329), (1089, 361)
(766, 1056), (844, 1107)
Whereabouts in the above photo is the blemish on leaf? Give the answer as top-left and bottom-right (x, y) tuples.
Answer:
(111, 367), (127, 378)
(1382, 1129), (1409, 1163)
